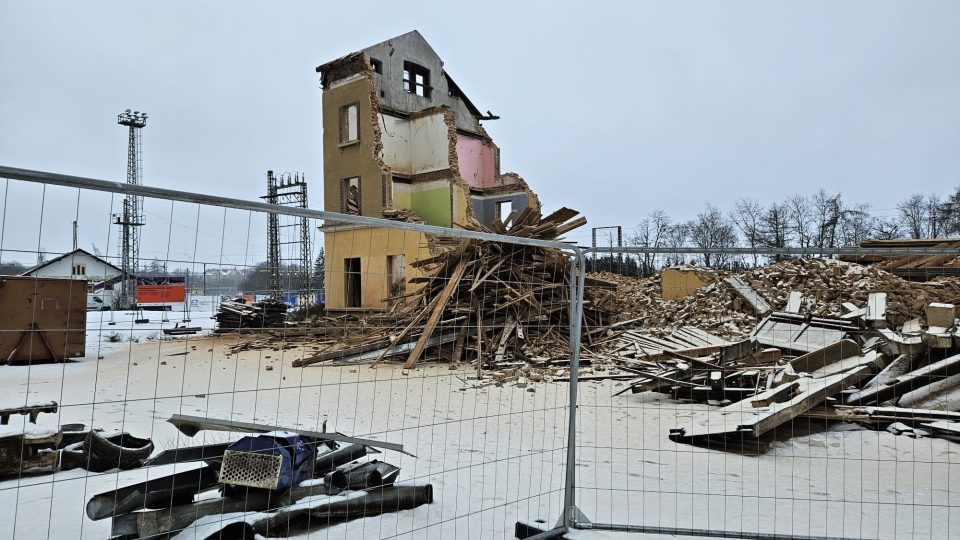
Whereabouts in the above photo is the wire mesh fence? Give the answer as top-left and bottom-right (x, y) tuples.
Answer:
(2, 166), (960, 540)
(0, 168), (579, 539)
(571, 246), (960, 540)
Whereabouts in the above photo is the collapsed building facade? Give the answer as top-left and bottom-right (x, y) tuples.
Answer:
(316, 30), (540, 310)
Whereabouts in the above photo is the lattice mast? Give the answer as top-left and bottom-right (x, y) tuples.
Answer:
(265, 171), (281, 299)
(262, 171), (310, 303)
(115, 109), (147, 309)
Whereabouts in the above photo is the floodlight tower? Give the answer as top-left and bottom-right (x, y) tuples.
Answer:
(115, 109), (147, 309)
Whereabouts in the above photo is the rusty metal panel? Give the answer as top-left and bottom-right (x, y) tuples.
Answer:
(0, 276), (86, 363)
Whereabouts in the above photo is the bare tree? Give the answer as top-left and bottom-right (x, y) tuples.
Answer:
(840, 203), (875, 246)
(761, 201), (791, 261)
(898, 194), (926, 239)
(663, 223), (690, 267)
(787, 194), (814, 254)
(812, 189), (843, 249)
(730, 198), (763, 267)
(630, 210), (670, 276)
(944, 185), (960, 236)
(871, 216), (901, 240)
(688, 204), (738, 269)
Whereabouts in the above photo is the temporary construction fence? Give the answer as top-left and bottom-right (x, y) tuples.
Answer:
(570, 245), (960, 540)
(0, 165), (959, 539)
(0, 165), (582, 540)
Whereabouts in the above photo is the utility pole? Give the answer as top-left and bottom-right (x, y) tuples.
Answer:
(72, 221), (78, 251)
(114, 109), (147, 310)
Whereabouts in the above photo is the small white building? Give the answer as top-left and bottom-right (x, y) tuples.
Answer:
(21, 248), (121, 281)
(20, 249), (122, 309)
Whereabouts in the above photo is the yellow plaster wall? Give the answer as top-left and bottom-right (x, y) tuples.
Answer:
(322, 76), (385, 217)
(661, 267), (715, 300)
(324, 227), (431, 310)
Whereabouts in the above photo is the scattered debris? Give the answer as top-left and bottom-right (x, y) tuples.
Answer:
(0, 400), (58, 425)
(92, 415), (421, 539)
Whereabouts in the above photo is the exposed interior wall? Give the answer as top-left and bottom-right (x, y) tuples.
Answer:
(470, 192), (531, 226)
(408, 180), (453, 227)
(379, 114), (411, 173)
(378, 111), (450, 176)
(323, 227), (430, 310)
(409, 114), (449, 174)
(456, 134), (498, 188)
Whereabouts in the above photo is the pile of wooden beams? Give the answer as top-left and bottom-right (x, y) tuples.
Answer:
(296, 207), (610, 369)
(840, 238), (960, 279)
(214, 299), (288, 331)
(606, 296), (960, 451)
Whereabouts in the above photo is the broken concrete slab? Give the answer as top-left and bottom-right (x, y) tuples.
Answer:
(926, 303), (956, 328)
(878, 328), (925, 356)
(866, 292), (887, 328)
(785, 291), (803, 313)
(724, 276), (773, 316)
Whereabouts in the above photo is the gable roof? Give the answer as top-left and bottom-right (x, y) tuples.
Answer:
(21, 248), (122, 276)
(315, 30), (488, 120)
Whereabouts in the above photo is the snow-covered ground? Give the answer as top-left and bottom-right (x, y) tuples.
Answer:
(0, 327), (956, 539)
(84, 295), (221, 356)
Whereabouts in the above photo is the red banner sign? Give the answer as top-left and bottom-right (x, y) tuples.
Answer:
(137, 285), (186, 304)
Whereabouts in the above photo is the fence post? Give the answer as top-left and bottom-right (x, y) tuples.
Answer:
(562, 248), (587, 529)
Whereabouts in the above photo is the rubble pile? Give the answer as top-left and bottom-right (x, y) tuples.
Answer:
(603, 286), (960, 451)
(591, 258), (960, 339)
(294, 207), (615, 368)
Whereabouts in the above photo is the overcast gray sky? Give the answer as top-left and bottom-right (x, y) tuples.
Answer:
(1, 1), (958, 265)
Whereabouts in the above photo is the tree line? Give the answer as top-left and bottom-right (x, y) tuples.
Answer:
(587, 186), (960, 276)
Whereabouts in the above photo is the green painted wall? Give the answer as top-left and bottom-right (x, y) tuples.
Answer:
(411, 187), (451, 227)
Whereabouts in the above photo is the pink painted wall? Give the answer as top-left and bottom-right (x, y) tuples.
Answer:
(456, 135), (497, 188)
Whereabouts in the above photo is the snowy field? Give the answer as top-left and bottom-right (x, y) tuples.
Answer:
(0, 321), (957, 539)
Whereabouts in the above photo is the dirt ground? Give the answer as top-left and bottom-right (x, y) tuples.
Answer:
(0, 334), (956, 539)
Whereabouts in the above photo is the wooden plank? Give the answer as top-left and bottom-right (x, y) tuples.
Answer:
(493, 317), (518, 366)
(847, 353), (960, 405)
(670, 367), (871, 440)
(450, 323), (469, 364)
(897, 372), (960, 410)
(404, 258), (469, 369)
(555, 216), (588, 236)
(805, 405), (960, 426)
(789, 339), (861, 374)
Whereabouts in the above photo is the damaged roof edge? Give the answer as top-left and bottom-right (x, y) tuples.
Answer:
(315, 31), (495, 121)
(442, 71), (495, 121)
(315, 51), (367, 89)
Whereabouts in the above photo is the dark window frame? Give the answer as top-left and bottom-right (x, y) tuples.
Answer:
(370, 57), (383, 74)
(402, 61), (431, 98)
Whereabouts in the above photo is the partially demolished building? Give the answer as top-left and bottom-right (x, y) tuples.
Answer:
(316, 30), (540, 310)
